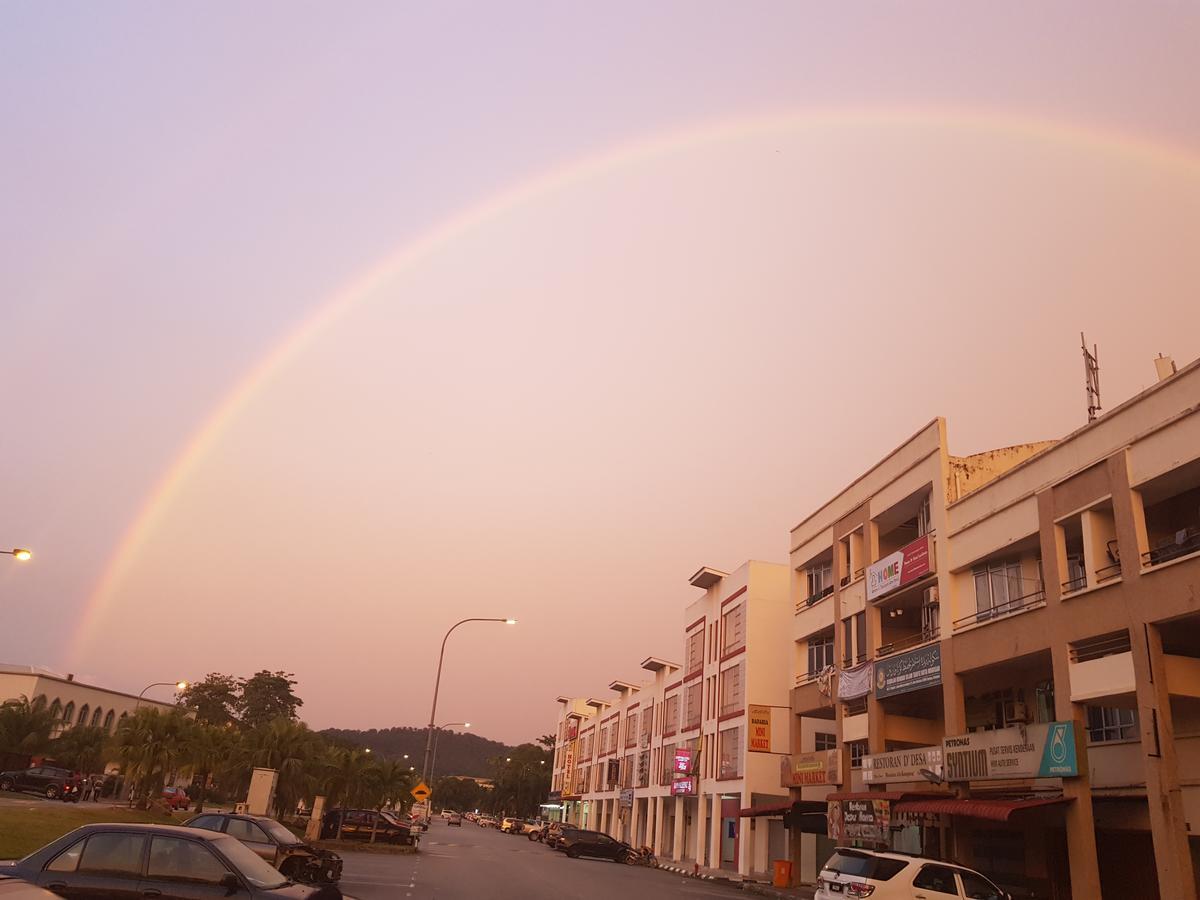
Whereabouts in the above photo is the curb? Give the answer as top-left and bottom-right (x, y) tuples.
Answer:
(658, 864), (721, 881)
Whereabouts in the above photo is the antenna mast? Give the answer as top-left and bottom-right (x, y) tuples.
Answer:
(1082, 332), (1101, 423)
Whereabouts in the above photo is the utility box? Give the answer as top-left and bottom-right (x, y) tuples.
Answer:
(304, 796), (327, 842)
(246, 768), (278, 817)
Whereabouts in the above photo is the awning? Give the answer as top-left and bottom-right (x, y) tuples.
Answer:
(824, 791), (916, 802)
(739, 800), (827, 818)
(892, 796), (1071, 822)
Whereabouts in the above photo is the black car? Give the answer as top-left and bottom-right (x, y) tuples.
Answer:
(184, 814), (342, 883)
(560, 829), (633, 862)
(0, 823), (350, 899)
(319, 809), (418, 845)
(0, 767), (80, 802)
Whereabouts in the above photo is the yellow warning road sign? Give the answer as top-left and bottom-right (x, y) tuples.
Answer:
(411, 781), (431, 801)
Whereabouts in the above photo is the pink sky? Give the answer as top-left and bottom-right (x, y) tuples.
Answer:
(2, 4), (1199, 744)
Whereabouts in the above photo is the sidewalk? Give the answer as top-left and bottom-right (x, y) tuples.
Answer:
(656, 858), (816, 899)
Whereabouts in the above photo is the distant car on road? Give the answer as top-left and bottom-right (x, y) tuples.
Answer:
(499, 817), (523, 834)
(447, 813), (462, 827)
(320, 808), (419, 845)
(477, 816), (497, 828)
(815, 848), (1011, 900)
(0, 823), (344, 899)
(0, 766), (80, 802)
(161, 786), (190, 810)
(185, 812), (343, 883)
(559, 829), (633, 862)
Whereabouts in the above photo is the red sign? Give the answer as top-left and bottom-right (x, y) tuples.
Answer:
(673, 748), (693, 774)
(867, 534), (934, 601)
(671, 776), (695, 795)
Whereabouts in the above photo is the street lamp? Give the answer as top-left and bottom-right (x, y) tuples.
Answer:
(3, 548), (32, 561)
(429, 722), (470, 784)
(421, 618), (516, 786)
(135, 680), (189, 710)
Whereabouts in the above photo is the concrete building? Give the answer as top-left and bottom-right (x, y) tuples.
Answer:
(786, 356), (1200, 899)
(0, 664), (177, 741)
(550, 560), (793, 879)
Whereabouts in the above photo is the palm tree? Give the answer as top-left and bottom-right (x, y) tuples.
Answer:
(49, 725), (110, 775)
(244, 718), (321, 818)
(366, 759), (413, 811)
(0, 696), (58, 755)
(321, 747), (371, 838)
(186, 723), (238, 813)
(114, 708), (192, 808)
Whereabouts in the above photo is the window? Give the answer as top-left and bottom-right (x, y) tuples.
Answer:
(959, 870), (1005, 900)
(62, 702), (75, 725)
(637, 750), (650, 788)
(225, 819), (271, 845)
(147, 837), (230, 885)
(598, 725), (609, 755)
(49, 699), (62, 720)
(103, 710), (115, 732)
(824, 850), (908, 881)
(855, 613), (866, 663)
(77, 704), (90, 727)
(973, 559), (1028, 616)
(186, 815), (225, 832)
(46, 838), (85, 873)
(912, 864), (958, 895)
(719, 726), (742, 778)
(807, 560), (833, 602)
(1087, 706), (1137, 743)
(626, 711), (638, 748)
(663, 695), (679, 734)
(842, 617), (853, 666)
(917, 496), (932, 536)
(719, 662), (744, 717)
(686, 629), (704, 675)
(640, 701), (653, 745)
(807, 635), (835, 676)
(78, 833), (147, 877)
(814, 732), (837, 751)
(849, 741), (866, 769)
(661, 742), (676, 784)
(722, 603), (746, 655)
(91, 707), (103, 727)
(683, 682), (702, 730)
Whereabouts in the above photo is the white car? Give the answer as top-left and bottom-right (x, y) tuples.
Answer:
(815, 848), (1010, 900)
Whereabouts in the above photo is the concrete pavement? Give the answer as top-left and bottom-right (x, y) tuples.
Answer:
(338, 820), (745, 900)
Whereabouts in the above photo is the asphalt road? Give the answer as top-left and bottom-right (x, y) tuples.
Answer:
(339, 822), (742, 900)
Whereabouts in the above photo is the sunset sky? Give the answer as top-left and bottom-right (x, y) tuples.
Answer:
(2, 3), (1200, 744)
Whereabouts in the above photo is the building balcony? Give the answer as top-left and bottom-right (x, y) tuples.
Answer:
(791, 675), (836, 719)
(953, 586), (1046, 632)
(1069, 633), (1135, 703)
(876, 628), (939, 659)
(1141, 525), (1200, 570)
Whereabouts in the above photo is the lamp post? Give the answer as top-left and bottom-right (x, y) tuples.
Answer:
(2, 548), (32, 561)
(421, 618), (515, 786)
(135, 680), (189, 710)
(429, 722), (470, 784)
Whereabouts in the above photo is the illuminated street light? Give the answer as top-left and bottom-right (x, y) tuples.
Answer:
(135, 680), (190, 710)
(3, 548), (32, 561)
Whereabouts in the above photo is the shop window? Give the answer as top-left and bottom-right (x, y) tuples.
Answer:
(1087, 706), (1138, 743)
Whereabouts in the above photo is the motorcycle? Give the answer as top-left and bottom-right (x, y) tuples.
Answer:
(623, 845), (658, 867)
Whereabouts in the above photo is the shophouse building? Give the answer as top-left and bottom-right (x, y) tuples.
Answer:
(786, 357), (1200, 900)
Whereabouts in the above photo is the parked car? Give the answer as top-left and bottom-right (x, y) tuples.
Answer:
(499, 817), (523, 834)
(161, 786), (190, 810)
(477, 816), (497, 828)
(0, 767), (80, 802)
(815, 848), (1011, 900)
(519, 819), (543, 835)
(185, 813), (343, 883)
(319, 809), (419, 846)
(0, 879), (62, 899)
(559, 829), (633, 862)
(439, 809), (453, 820)
(545, 823), (578, 849)
(0, 823), (351, 899)
(447, 813), (462, 827)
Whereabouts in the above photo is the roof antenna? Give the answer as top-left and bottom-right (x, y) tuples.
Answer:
(1082, 332), (1101, 423)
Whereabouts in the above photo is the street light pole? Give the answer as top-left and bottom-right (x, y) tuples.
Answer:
(429, 722), (469, 785)
(420, 618), (514, 787)
(134, 680), (189, 710)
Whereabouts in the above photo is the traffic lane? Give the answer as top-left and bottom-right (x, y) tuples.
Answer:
(338, 823), (738, 900)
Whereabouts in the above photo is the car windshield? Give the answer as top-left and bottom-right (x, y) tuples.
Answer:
(823, 850), (909, 881)
(261, 821), (300, 844)
(213, 836), (288, 889)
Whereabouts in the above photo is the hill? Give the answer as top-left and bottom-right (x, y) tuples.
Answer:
(320, 726), (509, 778)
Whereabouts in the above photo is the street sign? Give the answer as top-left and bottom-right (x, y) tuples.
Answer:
(411, 781), (432, 801)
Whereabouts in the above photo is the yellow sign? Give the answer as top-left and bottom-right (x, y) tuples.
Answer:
(411, 782), (431, 801)
(749, 705), (771, 752)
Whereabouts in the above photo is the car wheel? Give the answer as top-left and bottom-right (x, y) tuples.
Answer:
(566, 847), (581, 859)
(45, 785), (60, 800)
(623, 851), (637, 865)
(0, 778), (13, 792)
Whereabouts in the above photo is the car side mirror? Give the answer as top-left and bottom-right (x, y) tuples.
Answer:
(220, 873), (240, 895)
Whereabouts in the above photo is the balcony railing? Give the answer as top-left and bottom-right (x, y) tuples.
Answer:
(806, 585), (834, 606)
(1142, 526), (1200, 569)
(876, 628), (939, 658)
(1070, 631), (1131, 664)
(1094, 561), (1122, 583)
(952, 587), (1046, 631)
(1061, 573), (1088, 594)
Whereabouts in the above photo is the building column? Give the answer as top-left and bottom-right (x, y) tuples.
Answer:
(695, 793), (707, 865)
(672, 795), (685, 862)
(709, 792), (722, 870)
(598, 797), (607, 834)
(738, 816), (753, 877)
(654, 796), (665, 855)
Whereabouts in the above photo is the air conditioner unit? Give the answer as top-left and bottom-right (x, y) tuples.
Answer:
(1006, 702), (1028, 724)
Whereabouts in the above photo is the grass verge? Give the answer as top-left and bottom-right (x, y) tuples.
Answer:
(313, 839), (419, 855)
(0, 805), (177, 860)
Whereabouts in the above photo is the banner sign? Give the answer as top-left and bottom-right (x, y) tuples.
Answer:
(828, 799), (890, 844)
(943, 721), (1078, 781)
(561, 739), (578, 797)
(749, 705), (772, 752)
(606, 758), (620, 787)
(780, 750), (841, 787)
(619, 788), (634, 808)
(862, 745), (943, 784)
(566, 717), (579, 741)
(867, 534), (933, 601)
(874, 644), (941, 699)
(838, 661), (873, 700)
(674, 747), (694, 775)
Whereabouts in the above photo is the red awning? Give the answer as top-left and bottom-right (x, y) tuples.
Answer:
(893, 796), (1070, 822)
(739, 803), (791, 818)
(824, 791), (915, 802)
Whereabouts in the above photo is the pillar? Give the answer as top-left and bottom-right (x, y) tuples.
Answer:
(695, 793), (707, 865)
(598, 797), (607, 834)
(653, 796), (665, 854)
(672, 795), (685, 862)
(709, 792), (722, 870)
(738, 816), (753, 877)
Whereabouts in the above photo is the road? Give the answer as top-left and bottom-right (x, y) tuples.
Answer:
(339, 821), (743, 900)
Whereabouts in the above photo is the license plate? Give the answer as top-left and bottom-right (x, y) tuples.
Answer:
(827, 883), (843, 893)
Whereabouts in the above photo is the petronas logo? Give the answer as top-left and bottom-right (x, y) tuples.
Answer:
(1049, 725), (1069, 765)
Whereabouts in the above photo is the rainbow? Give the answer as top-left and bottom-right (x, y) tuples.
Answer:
(72, 106), (1200, 657)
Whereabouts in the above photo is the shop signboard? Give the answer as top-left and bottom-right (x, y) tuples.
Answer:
(561, 739), (578, 797)
(874, 644), (941, 699)
(674, 747), (694, 775)
(943, 721), (1078, 781)
(828, 799), (890, 844)
(671, 776), (696, 796)
(838, 661), (873, 700)
(862, 745), (943, 784)
(749, 705), (772, 752)
(619, 788), (634, 809)
(867, 535), (933, 602)
(780, 749), (841, 787)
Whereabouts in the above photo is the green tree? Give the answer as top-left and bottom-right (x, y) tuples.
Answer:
(178, 674), (241, 726)
(238, 671), (302, 730)
(186, 723), (238, 813)
(0, 696), (57, 755)
(243, 718), (320, 817)
(115, 708), (193, 808)
(49, 726), (109, 774)
(364, 759), (413, 811)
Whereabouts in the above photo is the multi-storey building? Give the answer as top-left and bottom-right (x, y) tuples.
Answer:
(786, 358), (1200, 900)
(549, 560), (792, 879)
